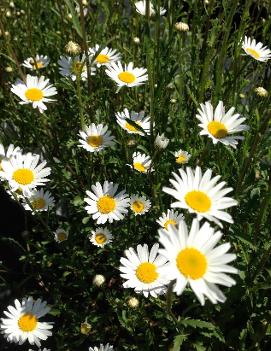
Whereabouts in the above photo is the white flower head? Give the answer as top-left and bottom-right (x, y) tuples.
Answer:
(130, 194), (151, 215)
(89, 44), (121, 67)
(11, 75), (57, 113)
(196, 101), (249, 148)
(0, 297), (53, 347)
(89, 343), (114, 351)
(115, 108), (150, 135)
(135, 1), (166, 16)
(119, 243), (169, 297)
(78, 123), (115, 153)
(89, 227), (113, 247)
(174, 149), (191, 165)
(156, 209), (184, 231)
(242, 36), (271, 62)
(22, 55), (50, 70)
(58, 54), (96, 81)
(54, 228), (68, 243)
(158, 219), (238, 305)
(22, 188), (55, 212)
(131, 152), (153, 173)
(0, 143), (22, 176)
(163, 166), (238, 227)
(84, 181), (130, 224)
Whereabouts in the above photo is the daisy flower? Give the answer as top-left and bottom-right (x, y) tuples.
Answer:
(174, 149), (191, 165)
(84, 181), (130, 224)
(154, 133), (169, 149)
(54, 228), (68, 243)
(29, 349), (51, 351)
(58, 55), (96, 81)
(115, 108), (150, 135)
(130, 195), (151, 216)
(163, 167), (237, 227)
(0, 143), (21, 175)
(242, 36), (271, 62)
(89, 344), (114, 351)
(22, 189), (55, 212)
(158, 219), (237, 305)
(89, 227), (113, 247)
(0, 296), (53, 347)
(156, 209), (184, 231)
(131, 152), (153, 173)
(119, 243), (169, 297)
(196, 101), (249, 148)
(22, 55), (50, 70)
(89, 44), (121, 67)
(105, 61), (148, 88)
(11, 75), (57, 113)
(135, 1), (166, 16)
(1, 152), (51, 195)
(78, 123), (115, 153)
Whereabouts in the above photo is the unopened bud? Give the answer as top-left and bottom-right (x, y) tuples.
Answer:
(65, 40), (81, 55)
(255, 87), (268, 97)
(154, 133), (169, 150)
(93, 274), (105, 287)
(80, 322), (91, 335)
(127, 297), (139, 308)
(175, 22), (189, 32)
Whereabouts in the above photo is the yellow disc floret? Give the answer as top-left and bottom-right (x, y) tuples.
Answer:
(12, 168), (34, 185)
(25, 88), (43, 101)
(207, 121), (228, 139)
(185, 191), (211, 213)
(133, 162), (146, 173)
(246, 48), (260, 60)
(87, 135), (103, 148)
(164, 219), (177, 230)
(18, 313), (37, 332)
(176, 247), (207, 279)
(135, 262), (158, 283)
(95, 233), (107, 244)
(118, 71), (136, 84)
(131, 200), (145, 213)
(97, 195), (116, 214)
(31, 197), (46, 210)
(96, 54), (110, 64)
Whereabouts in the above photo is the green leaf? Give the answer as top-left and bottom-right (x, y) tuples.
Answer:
(171, 334), (188, 351)
(180, 318), (215, 330)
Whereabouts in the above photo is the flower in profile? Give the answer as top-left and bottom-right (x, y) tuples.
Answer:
(80, 321), (91, 335)
(93, 274), (106, 287)
(119, 243), (169, 297)
(22, 55), (50, 70)
(163, 166), (237, 227)
(158, 219), (237, 305)
(11, 75), (57, 113)
(89, 344), (114, 351)
(132, 152), (153, 173)
(58, 55), (96, 81)
(154, 133), (169, 150)
(115, 108), (150, 135)
(255, 86), (268, 97)
(84, 181), (130, 224)
(65, 40), (81, 55)
(89, 44), (121, 67)
(0, 296), (53, 347)
(22, 189), (55, 212)
(0, 143), (21, 175)
(1, 153), (51, 195)
(89, 227), (113, 247)
(196, 101), (249, 148)
(105, 62), (148, 88)
(242, 36), (271, 62)
(156, 209), (184, 231)
(130, 195), (151, 216)
(54, 228), (68, 243)
(78, 123), (115, 153)
(135, 1), (166, 16)
(174, 149), (191, 165)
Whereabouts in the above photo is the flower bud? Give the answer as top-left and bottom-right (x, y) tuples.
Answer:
(93, 274), (105, 287)
(254, 87), (268, 97)
(154, 133), (169, 150)
(175, 22), (189, 32)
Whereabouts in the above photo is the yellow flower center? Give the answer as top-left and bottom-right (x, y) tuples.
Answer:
(118, 71), (136, 84)
(12, 168), (34, 185)
(18, 313), (37, 332)
(164, 219), (176, 230)
(176, 155), (187, 164)
(207, 121), (228, 139)
(71, 61), (86, 75)
(96, 53), (110, 64)
(87, 135), (103, 148)
(131, 200), (145, 213)
(135, 262), (158, 283)
(95, 233), (107, 244)
(57, 232), (67, 241)
(185, 190), (211, 213)
(246, 47), (260, 60)
(31, 197), (46, 210)
(25, 88), (43, 101)
(97, 195), (116, 214)
(31, 61), (44, 69)
(176, 247), (207, 279)
(125, 121), (141, 132)
(133, 162), (146, 173)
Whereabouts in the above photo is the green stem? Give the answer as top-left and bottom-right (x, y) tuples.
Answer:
(76, 74), (84, 128)
(166, 281), (180, 331)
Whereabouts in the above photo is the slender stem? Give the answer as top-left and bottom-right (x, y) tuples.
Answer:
(76, 73), (85, 128)
(166, 281), (180, 331)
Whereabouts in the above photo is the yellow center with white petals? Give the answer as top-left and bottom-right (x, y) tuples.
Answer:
(97, 195), (116, 214)
(185, 191), (211, 213)
(136, 262), (158, 283)
(95, 233), (107, 244)
(131, 200), (145, 214)
(176, 248), (207, 279)
(31, 61), (44, 69)
(25, 88), (43, 101)
(246, 48), (260, 60)
(12, 168), (34, 185)
(31, 197), (46, 210)
(125, 121), (141, 132)
(133, 162), (146, 173)
(118, 71), (136, 84)
(18, 313), (37, 332)
(71, 61), (86, 75)
(176, 155), (187, 164)
(207, 121), (228, 139)
(164, 219), (176, 230)
(57, 232), (67, 241)
(96, 54), (110, 64)
(87, 135), (103, 148)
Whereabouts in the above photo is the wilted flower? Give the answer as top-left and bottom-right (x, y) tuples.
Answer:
(93, 274), (106, 287)
(65, 41), (81, 55)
